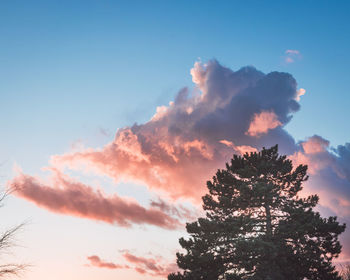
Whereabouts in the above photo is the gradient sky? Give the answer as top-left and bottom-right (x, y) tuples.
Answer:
(1, 1), (350, 279)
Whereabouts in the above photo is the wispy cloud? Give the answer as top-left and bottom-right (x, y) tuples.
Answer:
(86, 252), (177, 277)
(285, 49), (301, 63)
(123, 251), (177, 277)
(10, 168), (180, 229)
(286, 49), (300, 55)
(87, 255), (127, 269)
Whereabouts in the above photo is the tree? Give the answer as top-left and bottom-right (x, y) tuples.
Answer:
(340, 264), (350, 280)
(168, 145), (346, 280)
(0, 189), (26, 278)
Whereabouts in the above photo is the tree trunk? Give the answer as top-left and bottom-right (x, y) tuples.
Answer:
(265, 203), (272, 237)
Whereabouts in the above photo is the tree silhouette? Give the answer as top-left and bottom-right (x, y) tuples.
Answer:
(0, 189), (26, 278)
(340, 264), (350, 280)
(169, 145), (346, 280)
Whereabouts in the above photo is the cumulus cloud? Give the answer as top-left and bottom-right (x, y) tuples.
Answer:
(291, 136), (350, 217)
(48, 60), (300, 202)
(190, 61), (207, 93)
(7, 60), (350, 259)
(290, 136), (350, 259)
(9, 168), (180, 229)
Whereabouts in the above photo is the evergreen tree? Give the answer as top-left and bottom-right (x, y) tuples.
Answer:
(168, 145), (346, 280)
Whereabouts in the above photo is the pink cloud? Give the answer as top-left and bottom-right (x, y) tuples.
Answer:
(123, 251), (178, 277)
(289, 137), (350, 259)
(246, 111), (282, 137)
(9, 61), (299, 207)
(190, 61), (208, 93)
(219, 140), (258, 155)
(50, 127), (226, 201)
(285, 49), (301, 64)
(235, 145), (258, 155)
(8, 60), (350, 259)
(9, 60), (305, 208)
(150, 197), (201, 221)
(86, 252), (178, 277)
(286, 49), (300, 55)
(290, 136), (332, 174)
(302, 135), (329, 154)
(295, 88), (306, 101)
(10, 169), (180, 229)
(87, 255), (127, 269)
(290, 136), (349, 211)
(285, 57), (294, 63)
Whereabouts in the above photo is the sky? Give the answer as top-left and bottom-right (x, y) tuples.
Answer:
(1, 1), (350, 279)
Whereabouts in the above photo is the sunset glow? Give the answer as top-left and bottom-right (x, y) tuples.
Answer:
(2, 1), (350, 279)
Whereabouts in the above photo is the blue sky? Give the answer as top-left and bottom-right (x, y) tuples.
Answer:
(2, 1), (350, 152)
(1, 1), (350, 279)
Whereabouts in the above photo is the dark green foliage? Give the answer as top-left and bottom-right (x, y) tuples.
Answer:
(168, 145), (346, 280)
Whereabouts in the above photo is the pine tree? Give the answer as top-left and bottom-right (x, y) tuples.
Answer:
(168, 145), (346, 280)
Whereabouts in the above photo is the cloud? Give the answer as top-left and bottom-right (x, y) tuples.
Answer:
(246, 111), (282, 137)
(290, 136), (350, 259)
(9, 168), (180, 229)
(48, 60), (300, 202)
(295, 88), (306, 101)
(86, 252), (177, 277)
(285, 49), (301, 64)
(87, 255), (127, 269)
(290, 136), (350, 217)
(219, 140), (258, 155)
(98, 127), (111, 137)
(285, 57), (294, 63)
(190, 61), (207, 93)
(122, 251), (178, 277)
(150, 197), (200, 221)
(286, 49), (300, 55)
(8, 59), (350, 259)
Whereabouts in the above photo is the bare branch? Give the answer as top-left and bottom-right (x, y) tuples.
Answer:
(0, 188), (27, 278)
(0, 264), (27, 277)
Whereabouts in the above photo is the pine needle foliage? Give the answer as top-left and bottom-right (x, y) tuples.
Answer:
(168, 145), (346, 280)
